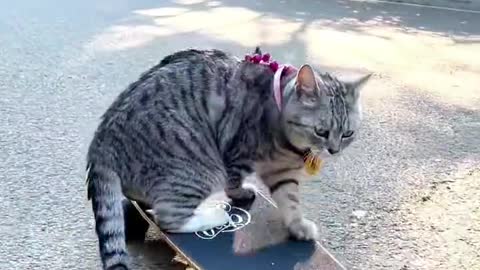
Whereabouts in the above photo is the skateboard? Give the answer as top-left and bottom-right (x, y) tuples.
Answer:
(127, 181), (347, 270)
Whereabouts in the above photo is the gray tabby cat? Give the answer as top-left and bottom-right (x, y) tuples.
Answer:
(86, 47), (370, 270)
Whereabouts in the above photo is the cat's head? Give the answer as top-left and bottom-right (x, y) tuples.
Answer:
(281, 64), (371, 158)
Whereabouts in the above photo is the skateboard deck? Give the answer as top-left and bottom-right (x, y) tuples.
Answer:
(130, 183), (347, 270)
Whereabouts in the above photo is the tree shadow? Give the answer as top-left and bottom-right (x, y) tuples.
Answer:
(165, 0), (480, 42)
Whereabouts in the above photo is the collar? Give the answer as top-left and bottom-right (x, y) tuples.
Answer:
(273, 65), (286, 111)
(272, 65), (296, 111)
(243, 52), (305, 157)
(243, 52), (297, 111)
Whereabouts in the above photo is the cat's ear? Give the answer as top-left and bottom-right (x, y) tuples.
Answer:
(296, 64), (318, 95)
(254, 46), (262, 55)
(344, 73), (372, 99)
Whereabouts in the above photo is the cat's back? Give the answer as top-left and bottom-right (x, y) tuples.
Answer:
(105, 49), (238, 117)
(87, 49), (237, 164)
(91, 49), (234, 131)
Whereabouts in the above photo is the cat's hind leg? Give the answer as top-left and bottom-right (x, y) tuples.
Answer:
(170, 194), (231, 233)
(149, 178), (231, 233)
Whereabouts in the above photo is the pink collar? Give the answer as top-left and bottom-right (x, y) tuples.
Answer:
(273, 65), (286, 111)
(244, 52), (296, 111)
(272, 65), (298, 111)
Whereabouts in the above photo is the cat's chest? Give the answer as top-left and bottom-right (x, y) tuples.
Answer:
(255, 156), (315, 182)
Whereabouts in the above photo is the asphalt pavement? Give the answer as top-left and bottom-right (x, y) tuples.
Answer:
(1, 0), (479, 269)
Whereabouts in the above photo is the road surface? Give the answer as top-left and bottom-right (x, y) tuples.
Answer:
(1, 0), (479, 269)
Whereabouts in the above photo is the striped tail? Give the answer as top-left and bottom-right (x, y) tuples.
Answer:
(86, 164), (130, 270)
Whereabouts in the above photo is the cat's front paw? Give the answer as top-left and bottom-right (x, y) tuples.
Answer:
(288, 218), (319, 241)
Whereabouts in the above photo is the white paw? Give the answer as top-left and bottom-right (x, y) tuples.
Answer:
(288, 218), (319, 240)
(242, 182), (259, 194)
(227, 182), (258, 200)
(203, 206), (231, 227)
(173, 206), (230, 233)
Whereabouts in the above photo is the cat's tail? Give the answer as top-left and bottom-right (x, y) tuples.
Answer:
(86, 163), (130, 270)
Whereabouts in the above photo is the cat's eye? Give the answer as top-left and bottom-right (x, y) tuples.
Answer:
(314, 128), (329, 138)
(342, 131), (354, 138)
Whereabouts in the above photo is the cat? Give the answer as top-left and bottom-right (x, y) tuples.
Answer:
(85, 47), (371, 270)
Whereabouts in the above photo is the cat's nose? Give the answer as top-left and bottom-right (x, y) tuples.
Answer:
(327, 148), (339, 155)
